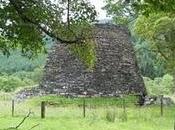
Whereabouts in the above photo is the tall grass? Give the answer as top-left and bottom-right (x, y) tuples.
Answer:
(0, 96), (174, 130)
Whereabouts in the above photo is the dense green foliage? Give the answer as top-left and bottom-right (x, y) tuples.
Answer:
(69, 40), (96, 70)
(0, 36), (53, 92)
(103, 1), (166, 78)
(131, 31), (165, 78)
(0, 75), (33, 92)
(11, 68), (43, 83)
(134, 3), (175, 93)
(103, 0), (136, 25)
(132, 0), (175, 72)
(0, 51), (46, 74)
(0, 0), (97, 69)
(133, 0), (175, 15)
(0, 48), (45, 92)
(134, 13), (175, 71)
(0, 0), (97, 56)
(103, 0), (175, 95)
(0, 45), (47, 92)
(0, 68), (43, 92)
(144, 74), (174, 96)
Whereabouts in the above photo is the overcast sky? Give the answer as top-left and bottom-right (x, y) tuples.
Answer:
(51, 0), (108, 20)
(89, 0), (107, 20)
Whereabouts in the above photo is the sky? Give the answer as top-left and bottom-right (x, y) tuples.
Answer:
(89, 0), (107, 20)
(51, 0), (108, 20)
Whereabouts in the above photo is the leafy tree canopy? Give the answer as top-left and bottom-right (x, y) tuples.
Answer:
(134, 4), (175, 71)
(103, 0), (165, 77)
(0, 0), (97, 56)
(133, 38), (165, 78)
(103, 0), (137, 25)
(133, 0), (175, 15)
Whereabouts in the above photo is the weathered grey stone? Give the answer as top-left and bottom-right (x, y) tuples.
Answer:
(144, 96), (157, 105)
(144, 96), (174, 106)
(155, 96), (174, 106)
(39, 24), (147, 98)
(15, 86), (41, 102)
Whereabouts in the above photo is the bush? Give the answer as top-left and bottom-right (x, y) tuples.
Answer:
(0, 51), (46, 74)
(0, 68), (43, 92)
(144, 74), (174, 96)
(0, 75), (34, 92)
(12, 68), (43, 83)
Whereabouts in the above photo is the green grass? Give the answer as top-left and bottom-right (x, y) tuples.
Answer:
(0, 95), (174, 130)
(26, 95), (138, 107)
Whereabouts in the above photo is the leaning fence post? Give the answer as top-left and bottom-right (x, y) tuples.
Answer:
(12, 99), (15, 117)
(41, 101), (46, 119)
(83, 98), (86, 118)
(160, 95), (164, 116)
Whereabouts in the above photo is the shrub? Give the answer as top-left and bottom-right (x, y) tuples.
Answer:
(0, 67), (43, 92)
(144, 74), (174, 96)
(0, 75), (35, 92)
(0, 51), (46, 74)
(12, 68), (43, 83)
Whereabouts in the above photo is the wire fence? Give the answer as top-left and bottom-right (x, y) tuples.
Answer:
(0, 95), (174, 129)
(0, 95), (173, 118)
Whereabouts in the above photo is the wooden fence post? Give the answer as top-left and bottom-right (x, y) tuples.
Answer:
(12, 100), (15, 117)
(160, 95), (163, 116)
(123, 97), (126, 114)
(83, 98), (86, 118)
(122, 95), (127, 121)
(41, 101), (46, 119)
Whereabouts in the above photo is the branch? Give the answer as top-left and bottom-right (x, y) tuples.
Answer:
(7, 111), (32, 130)
(134, 47), (157, 53)
(16, 111), (32, 129)
(134, 45), (169, 61)
(27, 124), (40, 130)
(67, 0), (70, 29)
(157, 46), (169, 61)
(9, 0), (84, 44)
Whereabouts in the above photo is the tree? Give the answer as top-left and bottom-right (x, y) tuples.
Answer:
(133, 38), (165, 79)
(103, 0), (166, 78)
(120, 0), (175, 74)
(134, 7), (175, 72)
(132, 0), (175, 58)
(133, 0), (175, 15)
(103, 0), (137, 25)
(0, 0), (97, 56)
(133, 0), (175, 89)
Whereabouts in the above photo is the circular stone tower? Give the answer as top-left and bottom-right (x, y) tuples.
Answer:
(39, 24), (147, 97)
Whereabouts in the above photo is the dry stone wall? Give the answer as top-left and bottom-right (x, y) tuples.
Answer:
(39, 24), (147, 97)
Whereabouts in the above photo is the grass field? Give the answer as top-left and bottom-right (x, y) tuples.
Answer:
(0, 95), (174, 130)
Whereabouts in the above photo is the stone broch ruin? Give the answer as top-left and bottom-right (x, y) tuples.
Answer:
(39, 24), (147, 97)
